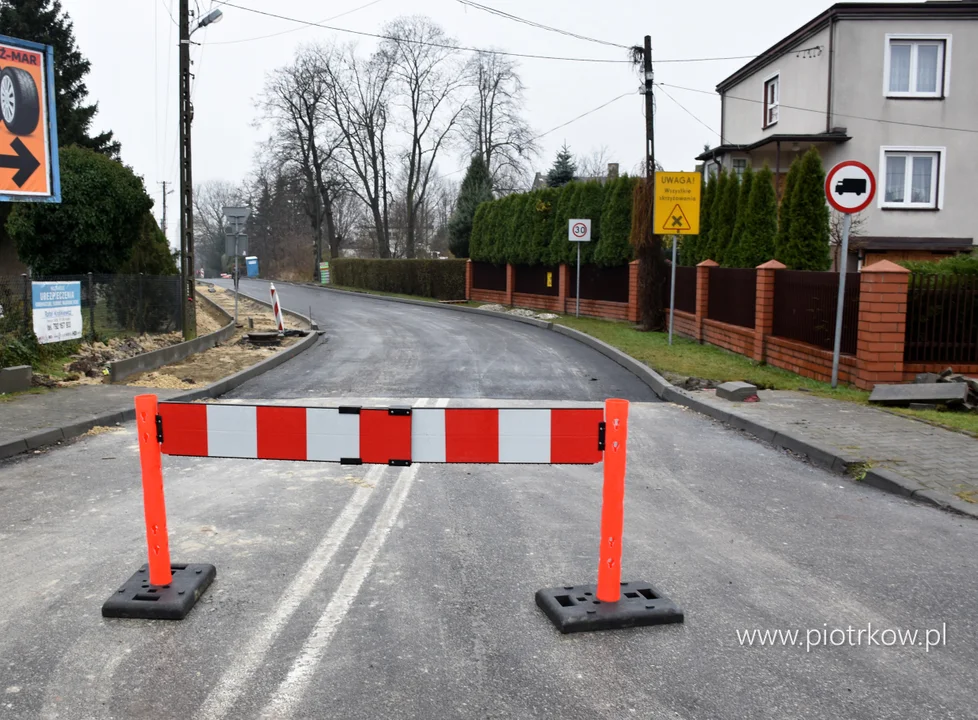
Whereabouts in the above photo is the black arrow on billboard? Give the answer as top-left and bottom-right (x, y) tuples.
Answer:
(0, 138), (40, 187)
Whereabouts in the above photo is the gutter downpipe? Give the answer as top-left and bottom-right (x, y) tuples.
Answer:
(826, 17), (836, 133)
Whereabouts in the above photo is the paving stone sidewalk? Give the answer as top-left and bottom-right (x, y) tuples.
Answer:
(0, 385), (182, 457)
(693, 389), (978, 506)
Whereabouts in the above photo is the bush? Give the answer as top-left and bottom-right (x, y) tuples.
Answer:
(727, 166), (754, 267)
(775, 158), (801, 262)
(468, 202), (490, 260)
(902, 253), (978, 276)
(783, 148), (830, 271)
(595, 176), (636, 267)
(549, 182), (583, 265)
(331, 259), (467, 300)
(682, 172), (714, 266)
(738, 166), (778, 268)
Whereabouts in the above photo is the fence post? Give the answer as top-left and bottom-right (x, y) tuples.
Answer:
(695, 260), (717, 343)
(558, 264), (569, 314)
(855, 260), (910, 390)
(627, 260), (640, 324)
(21, 273), (29, 332)
(87, 272), (96, 341)
(505, 264), (515, 307)
(754, 260), (785, 362)
(465, 259), (472, 301)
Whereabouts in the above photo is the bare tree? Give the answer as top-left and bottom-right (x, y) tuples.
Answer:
(830, 210), (866, 271)
(462, 51), (536, 190)
(322, 44), (395, 258)
(577, 145), (613, 179)
(382, 17), (467, 258)
(193, 179), (245, 276)
(259, 46), (344, 273)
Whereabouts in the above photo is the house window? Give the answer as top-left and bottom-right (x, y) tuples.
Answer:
(763, 74), (779, 128)
(885, 36), (949, 97)
(880, 148), (945, 209)
(732, 159), (748, 176)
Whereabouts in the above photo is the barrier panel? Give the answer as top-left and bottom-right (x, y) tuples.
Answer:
(102, 395), (684, 633)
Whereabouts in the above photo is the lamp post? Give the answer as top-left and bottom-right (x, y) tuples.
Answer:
(178, 3), (223, 340)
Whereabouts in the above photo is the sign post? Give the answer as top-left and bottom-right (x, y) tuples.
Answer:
(568, 219), (591, 317)
(825, 160), (876, 388)
(0, 34), (60, 204)
(654, 172), (701, 345)
(223, 206), (251, 327)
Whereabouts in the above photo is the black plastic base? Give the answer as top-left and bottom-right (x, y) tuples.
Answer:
(536, 581), (684, 634)
(102, 563), (216, 620)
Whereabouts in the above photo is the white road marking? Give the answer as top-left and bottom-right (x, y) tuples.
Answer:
(195, 468), (381, 720)
(259, 462), (421, 719)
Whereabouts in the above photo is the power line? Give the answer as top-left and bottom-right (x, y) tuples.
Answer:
(654, 84), (724, 143)
(160, 0), (179, 26)
(211, 0), (633, 63)
(455, 0), (630, 50)
(205, 0), (388, 46)
(659, 82), (978, 135)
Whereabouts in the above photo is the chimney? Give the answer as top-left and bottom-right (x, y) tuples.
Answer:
(607, 163), (619, 181)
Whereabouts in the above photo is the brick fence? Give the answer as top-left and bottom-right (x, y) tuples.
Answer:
(670, 258), (978, 389)
(466, 260), (640, 323)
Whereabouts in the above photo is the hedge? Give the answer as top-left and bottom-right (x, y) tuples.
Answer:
(469, 178), (638, 267)
(331, 259), (467, 300)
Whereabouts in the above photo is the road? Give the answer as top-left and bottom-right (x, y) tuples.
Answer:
(1, 282), (976, 719)
(211, 278), (657, 402)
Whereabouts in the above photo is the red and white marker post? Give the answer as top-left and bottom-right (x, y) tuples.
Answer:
(269, 283), (285, 334)
(825, 161), (876, 387)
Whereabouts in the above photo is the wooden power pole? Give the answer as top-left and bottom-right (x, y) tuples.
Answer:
(640, 35), (667, 331)
(178, 0), (197, 339)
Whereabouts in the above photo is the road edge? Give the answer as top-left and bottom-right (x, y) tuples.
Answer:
(285, 281), (977, 520)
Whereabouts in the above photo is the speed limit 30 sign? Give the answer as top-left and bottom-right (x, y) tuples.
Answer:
(825, 161), (876, 214)
(568, 219), (591, 242)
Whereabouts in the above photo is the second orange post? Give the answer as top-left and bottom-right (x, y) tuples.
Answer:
(596, 398), (629, 602)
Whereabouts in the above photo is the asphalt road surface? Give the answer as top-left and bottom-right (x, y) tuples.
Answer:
(1, 285), (976, 719)
(210, 279), (657, 402)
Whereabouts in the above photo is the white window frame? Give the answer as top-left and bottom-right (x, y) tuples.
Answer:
(883, 34), (951, 98)
(762, 72), (780, 128)
(878, 146), (946, 210)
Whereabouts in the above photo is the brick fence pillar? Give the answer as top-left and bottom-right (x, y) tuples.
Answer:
(627, 260), (640, 323)
(465, 259), (473, 301)
(505, 263), (515, 307)
(754, 259), (785, 362)
(695, 259), (718, 343)
(855, 259), (910, 390)
(558, 264), (569, 314)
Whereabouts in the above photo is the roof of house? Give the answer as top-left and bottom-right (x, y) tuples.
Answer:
(717, 1), (978, 93)
(696, 132), (850, 162)
(851, 236), (975, 252)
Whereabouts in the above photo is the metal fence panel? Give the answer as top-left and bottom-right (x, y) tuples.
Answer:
(707, 267), (757, 329)
(0, 273), (183, 342)
(905, 274), (978, 364)
(471, 262), (507, 292)
(514, 265), (560, 297)
(772, 270), (860, 355)
(664, 265), (697, 314)
(568, 265), (630, 304)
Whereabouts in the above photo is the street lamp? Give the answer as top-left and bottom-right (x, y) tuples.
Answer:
(178, 2), (225, 340)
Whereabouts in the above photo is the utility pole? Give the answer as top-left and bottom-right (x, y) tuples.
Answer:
(158, 181), (174, 235)
(640, 34), (667, 330)
(644, 35), (655, 180)
(178, 0), (197, 340)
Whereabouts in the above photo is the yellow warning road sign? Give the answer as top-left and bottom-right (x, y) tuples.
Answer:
(654, 172), (701, 235)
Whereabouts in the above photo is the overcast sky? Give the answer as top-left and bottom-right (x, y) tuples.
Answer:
(60, 0), (851, 248)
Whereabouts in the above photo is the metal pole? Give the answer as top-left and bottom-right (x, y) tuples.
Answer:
(87, 272), (95, 341)
(21, 273), (29, 333)
(831, 212), (852, 388)
(234, 235), (239, 327)
(576, 242), (581, 318)
(179, 0), (197, 340)
(669, 236), (678, 345)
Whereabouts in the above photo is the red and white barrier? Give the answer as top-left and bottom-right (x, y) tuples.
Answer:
(269, 283), (285, 333)
(157, 403), (604, 465)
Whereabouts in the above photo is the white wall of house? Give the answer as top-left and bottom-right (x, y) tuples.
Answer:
(831, 18), (977, 243)
(721, 25), (832, 145)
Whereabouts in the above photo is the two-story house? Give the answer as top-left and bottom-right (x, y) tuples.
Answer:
(696, 0), (977, 267)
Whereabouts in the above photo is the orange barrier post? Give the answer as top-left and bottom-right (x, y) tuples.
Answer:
(596, 398), (628, 602)
(136, 393), (172, 586)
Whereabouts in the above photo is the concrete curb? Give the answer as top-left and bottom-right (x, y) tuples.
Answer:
(0, 296), (324, 461)
(276, 282), (978, 520)
(107, 293), (236, 383)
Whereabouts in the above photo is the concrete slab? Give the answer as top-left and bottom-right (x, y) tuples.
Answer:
(0, 366), (31, 394)
(869, 383), (968, 406)
(716, 381), (758, 402)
